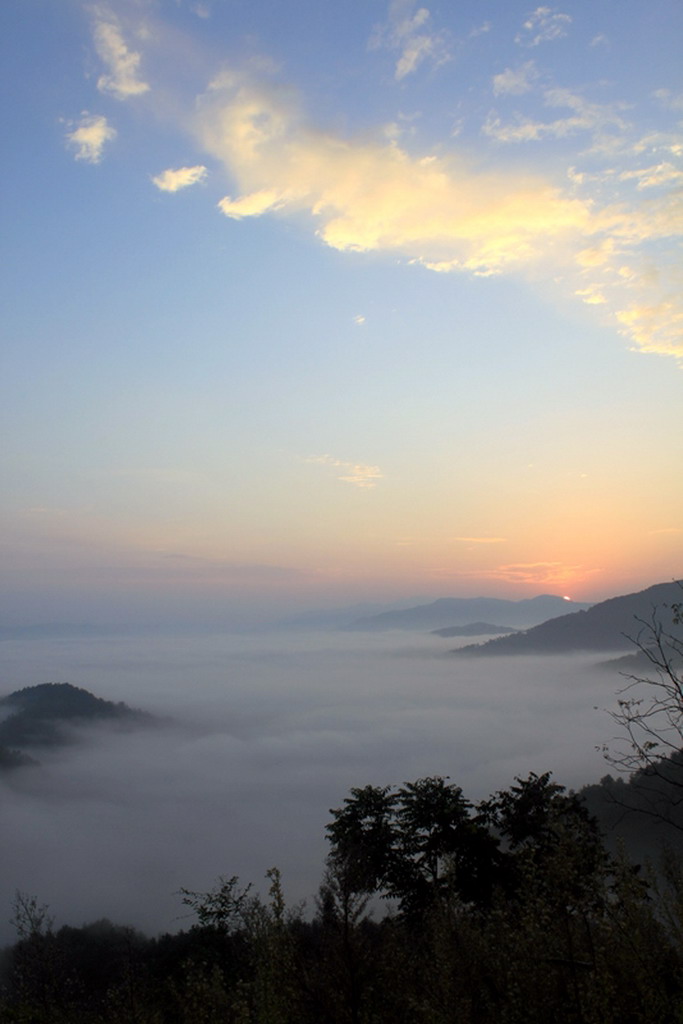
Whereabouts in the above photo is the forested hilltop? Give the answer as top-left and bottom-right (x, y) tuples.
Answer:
(0, 683), (156, 770)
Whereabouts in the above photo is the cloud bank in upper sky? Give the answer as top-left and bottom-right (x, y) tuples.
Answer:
(76, 2), (683, 361)
(196, 69), (682, 358)
(203, 72), (589, 273)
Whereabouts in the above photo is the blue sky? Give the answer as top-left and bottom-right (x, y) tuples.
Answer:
(1, 0), (682, 626)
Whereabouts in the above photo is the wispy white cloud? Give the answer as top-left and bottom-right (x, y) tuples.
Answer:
(571, 159), (683, 356)
(492, 61), (538, 97)
(468, 22), (491, 39)
(614, 298), (683, 358)
(152, 165), (208, 192)
(618, 163), (683, 190)
(218, 188), (290, 219)
(631, 132), (683, 159)
(574, 285), (606, 305)
(90, 4), (150, 100)
(483, 88), (629, 144)
(653, 89), (683, 113)
(305, 455), (384, 488)
(515, 7), (572, 47)
(370, 0), (450, 81)
(64, 112), (116, 163)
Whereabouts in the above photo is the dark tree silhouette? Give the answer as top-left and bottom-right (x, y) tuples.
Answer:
(327, 776), (500, 914)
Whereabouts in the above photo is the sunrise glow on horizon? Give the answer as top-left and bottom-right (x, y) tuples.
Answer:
(1, 0), (682, 627)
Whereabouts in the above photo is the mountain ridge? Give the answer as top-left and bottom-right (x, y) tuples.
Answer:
(431, 622), (519, 638)
(454, 580), (682, 655)
(344, 594), (591, 632)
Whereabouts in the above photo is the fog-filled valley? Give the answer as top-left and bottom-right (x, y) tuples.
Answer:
(0, 627), (634, 944)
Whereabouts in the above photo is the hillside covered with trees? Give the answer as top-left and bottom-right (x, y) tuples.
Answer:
(0, 683), (156, 770)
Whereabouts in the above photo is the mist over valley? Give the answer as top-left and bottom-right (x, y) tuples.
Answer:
(0, 600), (650, 944)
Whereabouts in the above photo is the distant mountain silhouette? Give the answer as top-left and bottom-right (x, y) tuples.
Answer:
(344, 595), (590, 632)
(273, 598), (427, 630)
(431, 623), (519, 638)
(455, 581), (682, 655)
(0, 683), (155, 769)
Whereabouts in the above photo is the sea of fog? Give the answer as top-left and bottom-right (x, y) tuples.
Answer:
(0, 629), (626, 943)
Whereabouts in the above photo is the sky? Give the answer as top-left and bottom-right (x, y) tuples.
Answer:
(2, 0), (683, 628)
